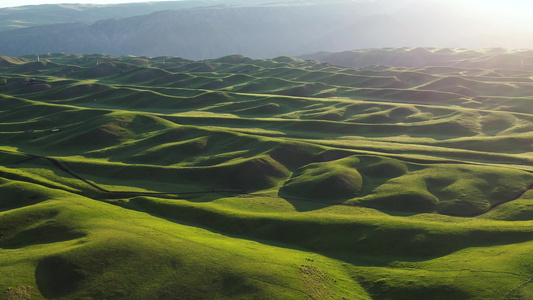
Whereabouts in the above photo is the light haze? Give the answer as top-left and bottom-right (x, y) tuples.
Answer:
(0, 0), (531, 35)
(0, 0), (179, 8)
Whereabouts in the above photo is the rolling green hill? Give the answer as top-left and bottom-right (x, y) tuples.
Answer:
(299, 47), (533, 71)
(2, 48), (533, 299)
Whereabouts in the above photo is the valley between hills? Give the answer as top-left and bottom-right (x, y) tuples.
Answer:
(2, 48), (533, 299)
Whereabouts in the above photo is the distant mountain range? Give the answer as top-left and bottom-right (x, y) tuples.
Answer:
(1, 0), (532, 59)
(0, 0), (281, 31)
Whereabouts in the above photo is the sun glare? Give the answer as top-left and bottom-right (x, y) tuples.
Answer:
(460, 0), (533, 29)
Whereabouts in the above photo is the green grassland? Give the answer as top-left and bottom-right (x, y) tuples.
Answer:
(2, 48), (533, 299)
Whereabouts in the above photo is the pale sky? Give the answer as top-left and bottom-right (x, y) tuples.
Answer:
(0, 0), (179, 7)
(0, 0), (532, 11)
(1, 0), (532, 25)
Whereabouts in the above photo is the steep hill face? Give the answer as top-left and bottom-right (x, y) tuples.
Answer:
(0, 23), (113, 55)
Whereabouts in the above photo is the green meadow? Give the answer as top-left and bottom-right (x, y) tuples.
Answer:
(2, 48), (533, 299)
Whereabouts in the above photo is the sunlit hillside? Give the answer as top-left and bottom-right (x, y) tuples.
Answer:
(1, 48), (533, 299)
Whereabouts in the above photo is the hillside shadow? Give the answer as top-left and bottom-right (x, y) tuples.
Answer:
(35, 255), (87, 299)
(0, 224), (85, 249)
(113, 198), (426, 266)
(277, 195), (342, 212)
(276, 193), (428, 215)
(114, 194), (533, 270)
(282, 196), (336, 212)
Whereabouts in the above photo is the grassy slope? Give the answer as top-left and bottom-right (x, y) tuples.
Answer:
(2, 48), (533, 299)
(0, 180), (366, 299)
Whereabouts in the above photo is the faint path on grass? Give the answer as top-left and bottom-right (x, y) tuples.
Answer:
(1, 149), (261, 198)
(39, 155), (111, 193)
(2, 151), (317, 299)
(477, 181), (533, 217)
(3, 148), (533, 216)
(0, 149), (355, 213)
(504, 274), (533, 300)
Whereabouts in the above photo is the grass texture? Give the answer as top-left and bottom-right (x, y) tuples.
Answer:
(2, 48), (533, 299)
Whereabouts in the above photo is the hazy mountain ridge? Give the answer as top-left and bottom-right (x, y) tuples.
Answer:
(0, 3), (361, 59)
(0, 0), (283, 31)
(1, 0), (532, 59)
